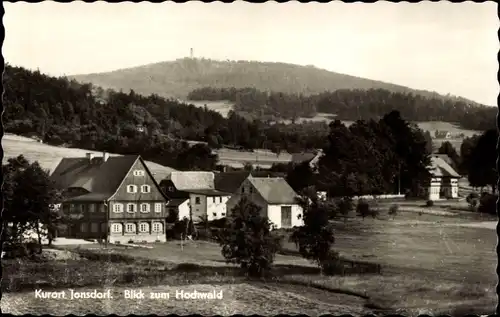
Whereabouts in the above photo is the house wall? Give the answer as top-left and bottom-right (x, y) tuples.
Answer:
(108, 219), (166, 244)
(61, 202), (107, 239)
(177, 200), (190, 220)
(189, 193), (207, 222)
(428, 177), (441, 200)
(206, 195), (230, 221)
(267, 204), (304, 229)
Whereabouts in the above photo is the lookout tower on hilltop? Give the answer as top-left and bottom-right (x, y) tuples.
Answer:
(190, 48), (194, 59)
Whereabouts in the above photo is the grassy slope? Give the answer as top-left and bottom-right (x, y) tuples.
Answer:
(2, 134), (176, 180)
(70, 58), (480, 105)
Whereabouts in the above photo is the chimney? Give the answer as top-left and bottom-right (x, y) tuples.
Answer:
(103, 152), (109, 162)
(86, 153), (94, 162)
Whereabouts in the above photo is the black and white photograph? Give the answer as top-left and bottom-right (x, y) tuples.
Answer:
(1, 1), (498, 316)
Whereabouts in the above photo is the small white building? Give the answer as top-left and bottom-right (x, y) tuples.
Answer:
(226, 176), (304, 229)
(427, 155), (461, 200)
(186, 189), (232, 222)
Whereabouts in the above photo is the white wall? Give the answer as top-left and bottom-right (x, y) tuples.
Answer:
(206, 195), (230, 221)
(189, 193), (207, 222)
(178, 200), (190, 220)
(267, 204), (304, 229)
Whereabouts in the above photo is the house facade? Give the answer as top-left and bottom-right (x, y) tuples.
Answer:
(226, 176), (304, 229)
(426, 156), (461, 200)
(50, 153), (169, 244)
(160, 171), (230, 223)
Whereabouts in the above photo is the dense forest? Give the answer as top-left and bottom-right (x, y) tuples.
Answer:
(3, 65), (329, 170)
(188, 87), (496, 131)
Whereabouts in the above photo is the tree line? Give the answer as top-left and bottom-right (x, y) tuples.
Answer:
(188, 86), (496, 131)
(4, 65), (328, 171)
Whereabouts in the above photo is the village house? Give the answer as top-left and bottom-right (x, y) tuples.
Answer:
(160, 171), (231, 222)
(225, 175), (304, 229)
(426, 155), (461, 200)
(50, 153), (169, 244)
(290, 149), (323, 173)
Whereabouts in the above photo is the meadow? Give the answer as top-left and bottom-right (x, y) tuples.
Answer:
(2, 204), (496, 316)
(2, 134), (177, 180)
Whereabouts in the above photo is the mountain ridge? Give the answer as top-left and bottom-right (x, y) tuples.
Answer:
(69, 57), (485, 106)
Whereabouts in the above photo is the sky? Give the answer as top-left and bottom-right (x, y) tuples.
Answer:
(4, 1), (499, 106)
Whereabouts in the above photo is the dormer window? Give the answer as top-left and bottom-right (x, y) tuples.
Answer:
(127, 185), (138, 193)
(133, 170), (145, 177)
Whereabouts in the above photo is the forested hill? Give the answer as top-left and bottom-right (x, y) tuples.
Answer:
(69, 57), (482, 105)
(3, 65), (330, 170)
(187, 87), (496, 131)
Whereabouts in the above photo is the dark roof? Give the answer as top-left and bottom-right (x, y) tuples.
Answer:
(166, 198), (189, 207)
(248, 177), (299, 204)
(185, 189), (232, 196)
(214, 171), (251, 193)
(291, 152), (316, 164)
(50, 155), (168, 202)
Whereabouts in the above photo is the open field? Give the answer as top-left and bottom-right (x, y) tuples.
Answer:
(3, 203), (494, 316)
(2, 134), (176, 181)
(184, 100), (235, 118)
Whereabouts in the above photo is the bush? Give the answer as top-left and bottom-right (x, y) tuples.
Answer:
(319, 251), (343, 276)
(388, 204), (399, 219)
(477, 193), (497, 215)
(426, 200), (434, 207)
(466, 193), (480, 210)
(356, 200), (378, 220)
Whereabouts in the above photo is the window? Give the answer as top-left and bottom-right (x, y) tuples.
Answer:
(213, 212), (217, 217)
(152, 222), (163, 233)
(80, 223), (87, 232)
(101, 223), (107, 233)
(140, 203), (150, 213)
(111, 223), (122, 233)
(125, 223), (136, 233)
(168, 186), (174, 192)
(221, 212), (226, 217)
(212, 197), (216, 203)
(154, 203), (162, 213)
(133, 170), (145, 177)
(113, 203), (123, 213)
(141, 185), (151, 193)
(195, 197), (201, 205)
(90, 223), (99, 233)
(281, 206), (292, 228)
(241, 187), (245, 194)
(127, 203), (136, 213)
(249, 187), (253, 193)
(88, 204), (95, 213)
(139, 222), (149, 233)
(219, 197), (222, 203)
(127, 185), (137, 193)
(69, 204), (76, 212)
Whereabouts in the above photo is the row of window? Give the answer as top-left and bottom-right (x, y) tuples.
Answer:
(110, 222), (163, 233)
(127, 185), (151, 193)
(113, 203), (163, 213)
(133, 170), (145, 177)
(193, 196), (224, 205)
(80, 222), (164, 233)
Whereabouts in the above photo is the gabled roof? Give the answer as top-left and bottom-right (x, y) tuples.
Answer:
(50, 155), (168, 202)
(166, 198), (189, 207)
(433, 154), (454, 167)
(185, 189), (232, 196)
(248, 177), (299, 205)
(166, 171), (215, 190)
(291, 152), (316, 164)
(214, 171), (251, 193)
(430, 156), (461, 178)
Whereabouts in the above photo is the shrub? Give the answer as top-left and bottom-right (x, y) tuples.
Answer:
(388, 204), (399, 219)
(319, 251), (344, 276)
(356, 200), (378, 220)
(219, 197), (281, 277)
(291, 194), (336, 268)
(426, 200), (434, 207)
(477, 193), (497, 215)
